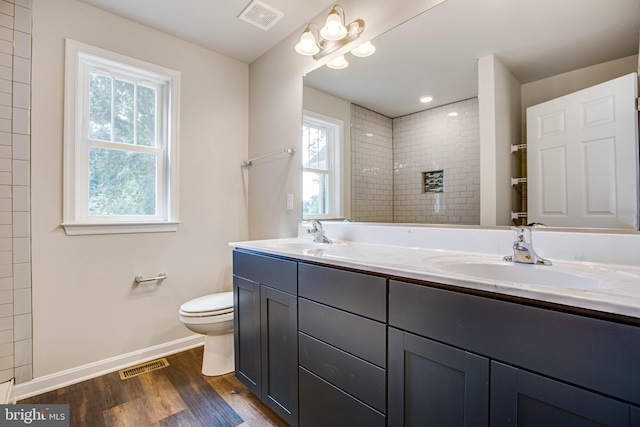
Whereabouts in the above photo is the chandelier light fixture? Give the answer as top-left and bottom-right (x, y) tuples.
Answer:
(294, 4), (374, 67)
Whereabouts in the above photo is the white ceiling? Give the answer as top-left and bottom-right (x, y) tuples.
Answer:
(76, 0), (335, 64)
(305, 0), (640, 117)
(76, 0), (640, 117)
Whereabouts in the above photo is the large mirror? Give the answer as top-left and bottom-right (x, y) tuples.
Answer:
(302, 0), (640, 228)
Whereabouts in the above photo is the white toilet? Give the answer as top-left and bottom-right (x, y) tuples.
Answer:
(179, 291), (234, 376)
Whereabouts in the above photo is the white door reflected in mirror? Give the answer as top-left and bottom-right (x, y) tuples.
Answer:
(527, 72), (639, 229)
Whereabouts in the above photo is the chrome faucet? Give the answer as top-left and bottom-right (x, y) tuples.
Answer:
(307, 220), (332, 244)
(503, 226), (551, 265)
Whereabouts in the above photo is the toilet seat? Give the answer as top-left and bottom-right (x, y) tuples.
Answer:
(179, 291), (233, 317)
(180, 307), (233, 317)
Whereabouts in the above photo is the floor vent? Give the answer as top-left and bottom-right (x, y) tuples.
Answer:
(238, 0), (284, 31)
(118, 358), (169, 380)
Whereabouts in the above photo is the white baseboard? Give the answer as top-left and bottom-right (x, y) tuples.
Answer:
(13, 335), (204, 401)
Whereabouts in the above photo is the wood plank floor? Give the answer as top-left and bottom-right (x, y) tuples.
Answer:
(20, 346), (289, 427)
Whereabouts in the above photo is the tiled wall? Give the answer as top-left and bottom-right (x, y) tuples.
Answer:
(350, 104), (393, 222)
(393, 98), (480, 224)
(351, 99), (480, 224)
(0, 0), (32, 385)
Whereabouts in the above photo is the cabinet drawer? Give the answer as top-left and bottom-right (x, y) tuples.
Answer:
(389, 280), (640, 405)
(233, 250), (297, 294)
(298, 263), (386, 321)
(299, 332), (385, 413)
(299, 367), (385, 427)
(299, 298), (386, 368)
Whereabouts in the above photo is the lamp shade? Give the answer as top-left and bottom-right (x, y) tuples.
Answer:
(326, 55), (349, 69)
(295, 29), (320, 56)
(320, 11), (347, 40)
(351, 41), (376, 57)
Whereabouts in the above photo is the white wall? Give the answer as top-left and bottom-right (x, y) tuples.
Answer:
(248, 0), (448, 239)
(478, 54), (521, 226)
(493, 57), (522, 223)
(521, 55), (638, 110)
(31, 0), (248, 377)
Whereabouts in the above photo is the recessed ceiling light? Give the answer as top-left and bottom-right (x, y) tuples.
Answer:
(448, 112), (458, 117)
(420, 96), (433, 103)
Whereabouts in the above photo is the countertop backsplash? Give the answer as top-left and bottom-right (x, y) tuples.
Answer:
(298, 221), (640, 267)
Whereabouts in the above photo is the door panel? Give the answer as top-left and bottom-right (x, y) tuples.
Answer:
(261, 285), (298, 426)
(490, 361), (630, 427)
(527, 72), (639, 228)
(388, 328), (489, 427)
(233, 276), (261, 395)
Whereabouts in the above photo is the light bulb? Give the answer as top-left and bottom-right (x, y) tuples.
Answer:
(295, 29), (319, 56)
(325, 15), (341, 36)
(351, 41), (376, 57)
(326, 55), (349, 70)
(320, 11), (347, 40)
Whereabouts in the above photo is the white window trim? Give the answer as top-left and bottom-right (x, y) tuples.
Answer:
(62, 39), (180, 235)
(302, 110), (343, 220)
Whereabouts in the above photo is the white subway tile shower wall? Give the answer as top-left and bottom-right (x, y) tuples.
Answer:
(394, 98), (480, 224)
(351, 99), (480, 224)
(0, 0), (32, 385)
(350, 104), (394, 222)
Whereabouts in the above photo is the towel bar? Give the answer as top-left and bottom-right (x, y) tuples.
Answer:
(134, 272), (167, 283)
(243, 148), (295, 166)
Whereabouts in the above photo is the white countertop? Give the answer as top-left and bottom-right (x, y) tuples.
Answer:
(230, 233), (640, 320)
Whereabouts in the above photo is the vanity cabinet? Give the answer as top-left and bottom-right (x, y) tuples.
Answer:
(233, 249), (640, 426)
(297, 263), (387, 427)
(232, 250), (298, 426)
(389, 279), (640, 427)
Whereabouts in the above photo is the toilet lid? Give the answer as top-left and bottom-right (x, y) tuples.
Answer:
(180, 291), (233, 315)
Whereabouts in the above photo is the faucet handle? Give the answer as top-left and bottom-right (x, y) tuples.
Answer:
(307, 220), (332, 244)
(307, 220), (322, 233)
(511, 226), (531, 244)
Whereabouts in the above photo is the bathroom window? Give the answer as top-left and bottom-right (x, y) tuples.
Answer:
(62, 40), (180, 235)
(302, 112), (342, 219)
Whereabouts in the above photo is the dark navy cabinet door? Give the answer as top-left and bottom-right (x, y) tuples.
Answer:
(261, 285), (298, 427)
(233, 276), (261, 396)
(388, 327), (489, 427)
(490, 361), (631, 427)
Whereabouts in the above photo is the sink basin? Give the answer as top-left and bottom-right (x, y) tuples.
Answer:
(434, 260), (611, 290)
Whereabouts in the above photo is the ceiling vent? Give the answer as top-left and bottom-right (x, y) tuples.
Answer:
(238, 0), (284, 31)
